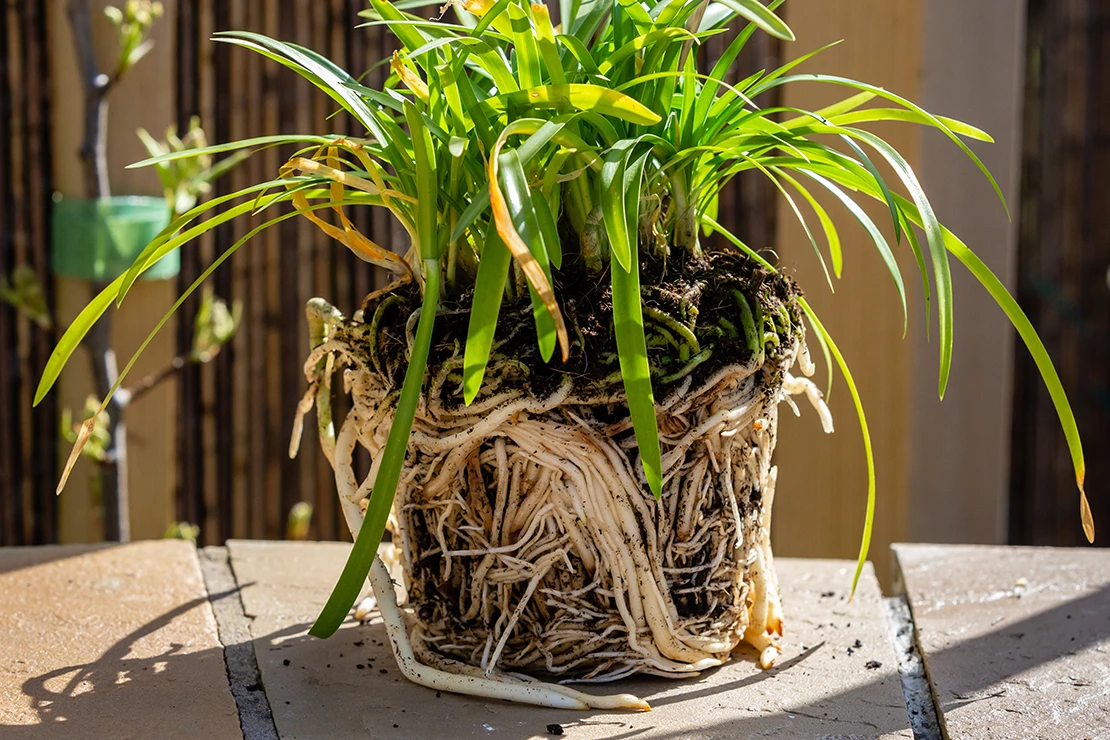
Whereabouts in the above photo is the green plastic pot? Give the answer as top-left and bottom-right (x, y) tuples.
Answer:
(51, 196), (177, 282)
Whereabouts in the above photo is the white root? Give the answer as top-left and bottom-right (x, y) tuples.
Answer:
(369, 555), (650, 710)
(783, 372), (834, 434)
(294, 298), (830, 709)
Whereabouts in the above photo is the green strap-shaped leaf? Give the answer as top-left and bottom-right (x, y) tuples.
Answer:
(568, 0), (612, 44)
(500, 150), (558, 362)
(828, 109), (993, 142)
(714, 0), (794, 41)
(103, 203), (343, 421)
(798, 298), (875, 598)
(310, 260), (442, 638)
(601, 141), (634, 270)
(750, 74), (1009, 219)
(776, 168), (842, 279)
(615, 0), (653, 32)
(369, 0), (433, 61)
(796, 168), (907, 334)
(454, 65), (497, 150)
(463, 39), (520, 94)
(556, 34), (603, 79)
(610, 150), (661, 498)
(693, 0), (785, 133)
(779, 91), (876, 129)
(901, 213), (931, 337)
(533, 181), (562, 270)
(311, 107), (448, 633)
(484, 84), (662, 126)
(602, 140), (651, 273)
(36, 185), (296, 404)
(128, 134), (334, 169)
(746, 150), (1092, 541)
(214, 34), (386, 149)
(404, 101), (440, 261)
(508, 2), (542, 88)
(35, 278), (123, 406)
(463, 226), (513, 404)
(530, 2), (566, 86)
(599, 27), (695, 75)
(941, 229), (1093, 542)
(844, 127), (950, 394)
(118, 181), (290, 304)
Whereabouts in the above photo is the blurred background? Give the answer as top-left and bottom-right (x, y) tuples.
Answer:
(1, 0), (1106, 587)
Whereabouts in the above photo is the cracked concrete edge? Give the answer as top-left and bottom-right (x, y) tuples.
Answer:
(198, 546), (280, 740)
(883, 595), (942, 740)
(889, 548), (947, 740)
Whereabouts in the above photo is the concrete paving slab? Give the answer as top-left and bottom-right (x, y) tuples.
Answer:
(229, 540), (910, 739)
(0, 541), (242, 739)
(200, 546), (279, 740)
(894, 543), (1110, 740)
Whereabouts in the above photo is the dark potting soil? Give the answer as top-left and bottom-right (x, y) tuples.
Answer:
(350, 247), (802, 405)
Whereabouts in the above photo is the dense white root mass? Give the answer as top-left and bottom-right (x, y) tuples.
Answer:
(293, 297), (831, 709)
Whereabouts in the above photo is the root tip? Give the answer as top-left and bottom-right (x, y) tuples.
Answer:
(759, 645), (780, 670)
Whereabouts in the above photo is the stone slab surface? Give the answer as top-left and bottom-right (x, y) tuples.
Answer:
(229, 540), (910, 739)
(894, 543), (1110, 740)
(0, 541), (241, 739)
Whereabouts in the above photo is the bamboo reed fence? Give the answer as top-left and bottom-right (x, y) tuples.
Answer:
(0, 1), (57, 546)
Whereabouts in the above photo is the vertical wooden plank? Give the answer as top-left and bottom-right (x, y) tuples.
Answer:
(209, 0), (248, 542)
(771, 1), (922, 587)
(1, 0), (57, 546)
(10, 0), (33, 546)
(210, 0), (235, 544)
(298, 0), (327, 539)
(239, 0), (266, 540)
(1011, 0), (1109, 545)
(21, 0), (58, 544)
(174, 0), (203, 536)
(908, 1), (1027, 546)
(261, 0), (284, 540)
(0, 0), (20, 546)
(277, 0), (309, 533)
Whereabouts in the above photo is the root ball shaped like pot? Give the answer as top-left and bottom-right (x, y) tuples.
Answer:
(295, 253), (828, 683)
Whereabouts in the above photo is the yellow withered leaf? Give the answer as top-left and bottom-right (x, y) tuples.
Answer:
(280, 155), (413, 278)
(391, 51), (429, 103)
(487, 140), (570, 362)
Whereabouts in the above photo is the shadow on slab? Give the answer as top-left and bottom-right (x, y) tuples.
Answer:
(4, 595), (232, 738)
(5, 583), (1108, 739)
(0, 544), (116, 576)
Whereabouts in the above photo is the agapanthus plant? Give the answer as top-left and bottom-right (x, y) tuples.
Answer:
(40, 0), (1092, 710)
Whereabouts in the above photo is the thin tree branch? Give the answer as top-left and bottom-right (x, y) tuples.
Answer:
(124, 347), (223, 405)
(67, 0), (112, 198)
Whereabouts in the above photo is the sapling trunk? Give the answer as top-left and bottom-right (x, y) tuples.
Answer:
(68, 0), (130, 542)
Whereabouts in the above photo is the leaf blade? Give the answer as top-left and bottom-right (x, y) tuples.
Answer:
(310, 260), (442, 638)
(714, 0), (794, 41)
(611, 228), (662, 498)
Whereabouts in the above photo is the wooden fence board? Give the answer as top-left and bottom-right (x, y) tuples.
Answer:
(0, 0), (57, 546)
(1011, 0), (1110, 545)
